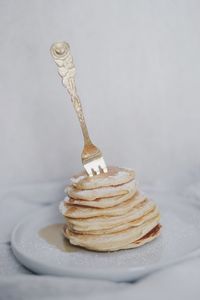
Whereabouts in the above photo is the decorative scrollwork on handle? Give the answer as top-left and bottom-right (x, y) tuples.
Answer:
(50, 42), (87, 128)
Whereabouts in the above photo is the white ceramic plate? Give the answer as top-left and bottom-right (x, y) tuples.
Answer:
(11, 194), (200, 282)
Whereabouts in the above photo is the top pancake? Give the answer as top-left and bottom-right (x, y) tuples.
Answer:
(70, 166), (135, 190)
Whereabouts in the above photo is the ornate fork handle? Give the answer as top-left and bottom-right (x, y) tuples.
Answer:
(50, 42), (92, 145)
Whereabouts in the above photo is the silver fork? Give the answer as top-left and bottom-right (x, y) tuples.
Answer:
(50, 41), (108, 176)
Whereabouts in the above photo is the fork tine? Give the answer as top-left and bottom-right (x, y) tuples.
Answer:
(92, 165), (100, 175)
(102, 167), (108, 173)
(84, 164), (93, 177)
(98, 157), (108, 173)
(96, 169), (101, 175)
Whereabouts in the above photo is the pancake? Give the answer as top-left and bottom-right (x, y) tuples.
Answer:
(66, 180), (136, 201)
(60, 192), (145, 219)
(67, 207), (160, 235)
(65, 188), (137, 208)
(121, 224), (161, 250)
(70, 166), (135, 190)
(64, 216), (160, 251)
(66, 199), (156, 231)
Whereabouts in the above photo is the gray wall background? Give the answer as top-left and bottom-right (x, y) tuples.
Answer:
(1, 0), (200, 190)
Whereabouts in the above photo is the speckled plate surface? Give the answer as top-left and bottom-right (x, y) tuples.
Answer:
(11, 194), (200, 282)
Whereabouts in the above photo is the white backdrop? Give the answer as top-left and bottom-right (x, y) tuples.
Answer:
(1, 0), (200, 190)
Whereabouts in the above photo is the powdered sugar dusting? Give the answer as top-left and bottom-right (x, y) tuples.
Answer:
(67, 180), (136, 199)
(70, 168), (134, 189)
(94, 171), (131, 185)
(70, 175), (85, 184)
(59, 201), (67, 215)
(64, 196), (70, 203)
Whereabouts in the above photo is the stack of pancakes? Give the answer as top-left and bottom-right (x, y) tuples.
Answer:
(59, 166), (161, 251)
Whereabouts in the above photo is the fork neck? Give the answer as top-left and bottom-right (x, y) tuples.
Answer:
(80, 122), (93, 146)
